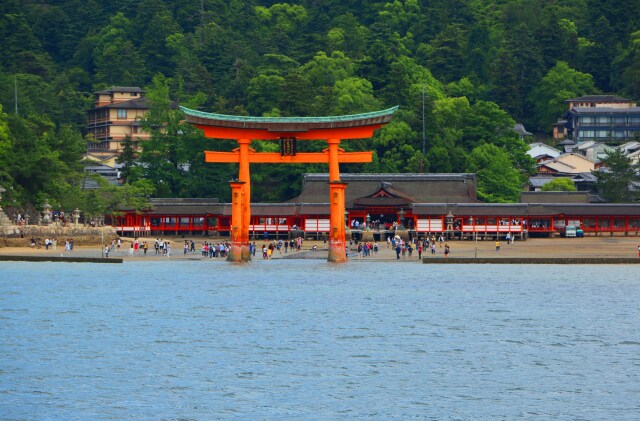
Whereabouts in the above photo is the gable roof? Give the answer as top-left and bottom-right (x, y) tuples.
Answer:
(95, 97), (151, 110)
(287, 173), (478, 206)
(527, 142), (561, 159)
(95, 86), (144, 95)
(537, 153), (595, 174)
(565, 95), (631, 103)
(570, 106), (640, 114)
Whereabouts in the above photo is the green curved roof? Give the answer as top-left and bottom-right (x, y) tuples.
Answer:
(180, 105), (398, 123)
(179, 105), (399, 131)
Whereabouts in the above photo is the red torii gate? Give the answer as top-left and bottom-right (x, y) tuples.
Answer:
(180, 106), (398, 262)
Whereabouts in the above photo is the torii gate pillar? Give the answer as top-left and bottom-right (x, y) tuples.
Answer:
(228, 179), (250, 262)
(328, 181), (348, 262)
(327, 138), (347, 263)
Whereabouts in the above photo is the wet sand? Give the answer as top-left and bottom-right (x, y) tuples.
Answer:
(1, 236), (639, 262)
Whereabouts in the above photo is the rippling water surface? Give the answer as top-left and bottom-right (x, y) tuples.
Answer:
(1, 260), (639, 420)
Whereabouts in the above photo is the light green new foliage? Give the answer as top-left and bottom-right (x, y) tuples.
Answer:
(541, 178), (576, 192)
(466, 144), (524, 203)
(0, 105), (11, 188)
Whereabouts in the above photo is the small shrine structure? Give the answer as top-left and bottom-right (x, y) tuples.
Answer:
(180, 106), (398, 262)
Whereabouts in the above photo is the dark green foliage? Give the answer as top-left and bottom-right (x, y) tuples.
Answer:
(0, 0), (639, 210)
(593, 150), (640, 202)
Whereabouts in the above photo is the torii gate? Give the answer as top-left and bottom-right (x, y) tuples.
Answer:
(180, 106), (398, 263)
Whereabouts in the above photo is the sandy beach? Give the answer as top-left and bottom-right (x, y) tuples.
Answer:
(1, 235), (640, 262)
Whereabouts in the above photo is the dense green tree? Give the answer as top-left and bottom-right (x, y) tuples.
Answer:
(593, 150), (640, 202)
(611, 30), (640, 99)
(138, 75), (194, 196)
(541, 177), (577, 192)
(91, 176), (155, 220)
(368, 120), (419, 173)
(0, 105), (12, 195)
(426, 145), (452, 173)
(93, 13), (147, 86)
(331, 77), (381, 115)
(489, 48), (520, 118)
(466, 143), (524, 203)
(425, 24), (468, 83)
(529, 61), (597, 131)
(328, 14), (369, 59)
(139, 11), (182, 77)
(582, 16), (615, 91)
(377, 0), (421, 37)
(247, 74), (286, 115)
(2, 0), (640, 208)
(116, 136), (140, 184)
(0, 13), (53, 77)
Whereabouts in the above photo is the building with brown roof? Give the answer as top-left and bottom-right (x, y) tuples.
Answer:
(537, 153), (596, 175)
(553, 95), (640, 143)
(86, 87), (152, 160)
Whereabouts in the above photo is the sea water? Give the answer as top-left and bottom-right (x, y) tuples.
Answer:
(1, 260), (639, 420)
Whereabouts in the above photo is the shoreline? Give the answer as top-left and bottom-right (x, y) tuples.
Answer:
(1, 236), (639, 263)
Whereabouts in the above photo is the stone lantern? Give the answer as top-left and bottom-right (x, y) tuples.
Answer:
(445, 211), (455, 232)
(397, 208), (405, 230)
(0, 187), (10, 226)
(42, 200), (52, 225)
(73, 208), (81, 227)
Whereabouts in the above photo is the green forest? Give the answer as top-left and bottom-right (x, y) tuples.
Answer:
(1, 0), (640, 215)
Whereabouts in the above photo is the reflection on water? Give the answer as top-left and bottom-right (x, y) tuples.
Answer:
(1, 261), (639, 419)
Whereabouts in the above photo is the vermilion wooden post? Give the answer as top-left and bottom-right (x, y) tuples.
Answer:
(328, 181), (348, 262)
(228, 180), (247, 262)
(237, 139), (252, 261)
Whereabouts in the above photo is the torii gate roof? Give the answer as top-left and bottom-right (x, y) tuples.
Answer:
(180, 106), (399, 133)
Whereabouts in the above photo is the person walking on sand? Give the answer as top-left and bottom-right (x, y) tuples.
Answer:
(495, 239), (500, 252)
(105, 245), (109, 258)
(444, 244), (450, 258)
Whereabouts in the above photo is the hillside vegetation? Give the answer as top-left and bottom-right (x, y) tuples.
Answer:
(1, 0), (639, 211)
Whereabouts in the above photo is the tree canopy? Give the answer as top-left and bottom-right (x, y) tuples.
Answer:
(1, 0), (639, 212)
(541, 177), (577, 192)
(593, 150), (640, 202)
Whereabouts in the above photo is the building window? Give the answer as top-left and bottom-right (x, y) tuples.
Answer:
(117, 109), (127, 119)
(614, 131), (627, 138)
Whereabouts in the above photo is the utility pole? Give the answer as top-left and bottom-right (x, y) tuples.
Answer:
(201, 0), (205, 27)
(422, 84), (426, 155)
(14, 75), (18, 114)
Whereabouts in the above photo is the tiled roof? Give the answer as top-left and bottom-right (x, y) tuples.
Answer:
(571, 106), (640, 114)
(565, 95), (631, 102)
(288, 173), (478, 205)
(96, 97), (150, 110)
(95, 86), (143, 94)
(180, 106), (399, 131)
